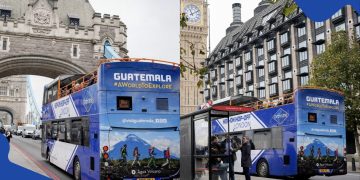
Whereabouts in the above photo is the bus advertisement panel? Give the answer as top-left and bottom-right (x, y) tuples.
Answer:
(296, 89), (346, 176)
(99, 62), (180, 179)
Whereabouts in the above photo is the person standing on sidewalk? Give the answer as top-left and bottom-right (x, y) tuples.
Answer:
(240, 136), (252, 180)
(6, 131), (12, 142)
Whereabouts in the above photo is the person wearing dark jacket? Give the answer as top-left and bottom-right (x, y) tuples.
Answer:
(221, 134), (238, 180)
(240, 136), (252, 180)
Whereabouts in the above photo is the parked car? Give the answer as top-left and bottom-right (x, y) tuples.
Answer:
(22, 124), (36, 138)
(32, 129), (41, 140)
(16, 126), (24, 135)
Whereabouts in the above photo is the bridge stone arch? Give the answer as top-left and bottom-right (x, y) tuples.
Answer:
(0, 55), (87, 78)
(0, 106), (15, 125)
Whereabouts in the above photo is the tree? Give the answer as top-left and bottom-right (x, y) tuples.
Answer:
(269, 0), (298, 17)
(310, 31), (360, 160)
(180, 13), (208, 87)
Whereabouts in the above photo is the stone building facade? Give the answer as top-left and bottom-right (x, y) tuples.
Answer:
(180, 0), (208, 115)
(204, 0), (360, 103)
(0, 0), (128, 124)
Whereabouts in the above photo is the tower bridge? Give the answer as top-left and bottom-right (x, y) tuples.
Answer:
(0, 0), (128, 125)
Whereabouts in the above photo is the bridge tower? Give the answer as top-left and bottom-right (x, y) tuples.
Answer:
(0, 0), (128, 124)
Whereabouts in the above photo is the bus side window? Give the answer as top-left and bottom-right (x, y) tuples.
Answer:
(46, 123), (51, 139)
(253, 130), (271, 150)
(330, 115), (337, 124)
(65, 121), (71, 143)
(71, 120), (82, 145)
(156, 98), (169, 111)
(52, 122), (58, 140)
(47, 88), (52, 103)
(82, 118), (89, 147)
(52, 85), (58, 101)
(308, 113), (317, 123)
(58, 121), (65, 142)
(271, 127), (283, 149)
(117, 96), (132, 110)
(43, 90), (48, 105)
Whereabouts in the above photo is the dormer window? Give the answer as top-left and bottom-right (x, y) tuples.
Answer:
(68, 14), (80, 26)
(0, 9), (11, 18)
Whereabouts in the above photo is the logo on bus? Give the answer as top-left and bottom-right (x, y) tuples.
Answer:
(82, 90), (94, 112)
(272, 108), (289, 124)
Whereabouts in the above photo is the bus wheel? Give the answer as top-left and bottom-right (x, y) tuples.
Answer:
(73, 157), (81, 180)
(257, 159), (269, 177)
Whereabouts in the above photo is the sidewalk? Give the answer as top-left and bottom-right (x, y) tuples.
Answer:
(347, 161), (360, 173)
(8, 142), (48, 177)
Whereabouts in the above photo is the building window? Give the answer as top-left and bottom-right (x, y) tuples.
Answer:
(228, 62), (234, 72)
(211, 69), (217, 79)
(0, 9), (11, 19)
(315, 33), (325, 41)
(300, 76), (309, 86)
(235, 56), (242, 67)
(220, 84), (226, 98)
(271, 76), (278, 84)
(237, 68), (243, 76)
(258, 89), (266, 99)
(211, 86), (217, 97)
(220, 66), (225, 75)
(0, 86), (7, 96)
(283, 79), (292, 92)
(316, 44), (326, 54)
(267, 39), (275, 51)
(257, 47), (264, 56)
(1, 37), (9, 51)
(258, 68), (265, 77)
(245, 51), (252, 62)
(9, 89), (14, 97)
(335, 23), (346, 32)
(300, 66), (309, 74)
(246, 64), (253, 71)
(245, 71), (253, 82)
(356, 25), (360, 39)
(280, 32), (289, 45)
(284, 71), (292, 79)
(298, 41), (307, 49)
(269, 54), (277, 62)
(228, 81), (234, 96)
(71, 44), (80, 58)
(281, 55), (291, 68)
(297, 27), (306, 37)
(331, 9), (342, 19)
(283, 47), (291, 55)
(236, 75), (242, 86)
(314, 21), (324, 29)
(299, 51), (308, 62)
(69, 18), (80, 26)
(269, 84), (278, 96)
(238, 88), (244, 95)
(268, 61), (276, 74)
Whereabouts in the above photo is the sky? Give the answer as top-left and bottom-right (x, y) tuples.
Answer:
(207, 0), (262, 52)
(30, 0), (180, 111)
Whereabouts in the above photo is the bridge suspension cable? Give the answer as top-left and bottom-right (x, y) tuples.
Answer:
(26, 76), (41, 126)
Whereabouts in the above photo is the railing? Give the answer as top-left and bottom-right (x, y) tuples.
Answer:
(57, 58), (179, 99)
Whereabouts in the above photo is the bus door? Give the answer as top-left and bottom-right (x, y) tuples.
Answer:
(41, 123), (49, 158)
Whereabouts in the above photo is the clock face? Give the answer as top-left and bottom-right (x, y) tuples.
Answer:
(184, 4), (201, 24)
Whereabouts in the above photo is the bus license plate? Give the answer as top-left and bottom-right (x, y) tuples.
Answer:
(137, 178), (155, 180)
(319, 169), (330, 173)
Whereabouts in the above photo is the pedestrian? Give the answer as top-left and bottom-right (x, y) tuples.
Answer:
(6, 131), (12, 142)
(210, 136), (228, 180)
(239, 136), (252, 180)
(221, 134), (238, 180)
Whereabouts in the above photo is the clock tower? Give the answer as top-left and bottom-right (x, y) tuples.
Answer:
(180, 0), (208, 115)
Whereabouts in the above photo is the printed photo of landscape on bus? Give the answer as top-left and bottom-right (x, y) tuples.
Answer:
(100, 129), (180, 179)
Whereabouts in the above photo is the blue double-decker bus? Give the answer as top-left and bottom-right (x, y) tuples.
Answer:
(181, 87), (346, 179)
(41, 59), (180, 180)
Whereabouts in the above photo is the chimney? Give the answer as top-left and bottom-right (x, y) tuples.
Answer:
(226, 3), (243, 34)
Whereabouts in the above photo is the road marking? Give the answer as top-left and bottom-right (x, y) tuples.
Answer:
(11, 142), (60, 180)
(347, 173), (360, 176)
